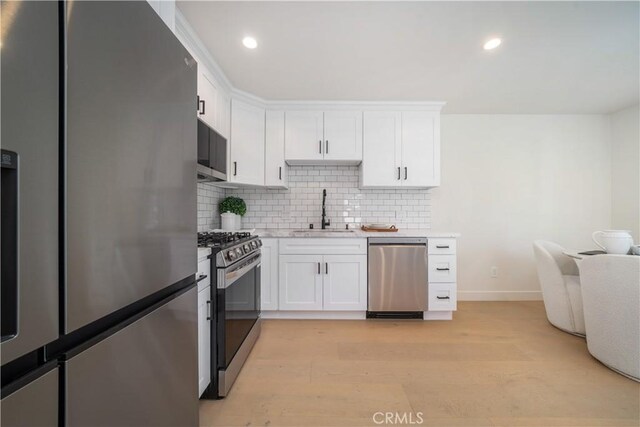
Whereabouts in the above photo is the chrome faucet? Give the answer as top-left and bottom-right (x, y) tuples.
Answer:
(321, 189), (330, 229)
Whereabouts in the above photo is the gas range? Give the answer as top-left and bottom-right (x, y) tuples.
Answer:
(198, 230), (262, 400)
(197, 231), (261, 267)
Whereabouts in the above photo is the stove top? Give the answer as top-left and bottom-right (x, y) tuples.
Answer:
(197, 231), (252, 249)
(198, 231), (262, 267)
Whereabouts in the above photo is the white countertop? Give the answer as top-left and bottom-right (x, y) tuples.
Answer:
(197, 247), (211, 262)
(253, 228), (460, 238)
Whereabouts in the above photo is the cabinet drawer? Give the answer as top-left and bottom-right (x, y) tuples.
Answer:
(197, 259), (211, 292)
(428, 283), (457, 311)
(279, 238), (367, 255)
(428, 238), (456, 255)
(428, 255), (456, 283)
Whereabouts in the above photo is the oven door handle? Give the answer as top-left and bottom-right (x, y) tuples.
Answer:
(218, 254), (261, 289)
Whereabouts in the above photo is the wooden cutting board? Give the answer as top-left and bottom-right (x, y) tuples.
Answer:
(361, 225), (398, 232)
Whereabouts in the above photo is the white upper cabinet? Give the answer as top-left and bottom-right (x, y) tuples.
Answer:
(361, 110), (440, 188)
(265, 111), (288, 188)
(284, 111), (324, 162)
(323, 111), (363, 162)
(197, 71), (218, 131)
(361, 112), (402, 187)
(402, 111), (439, 187)
(216, 91), (230, 139)
(284, 110), (362, 164)
(229, 99), (265, 186)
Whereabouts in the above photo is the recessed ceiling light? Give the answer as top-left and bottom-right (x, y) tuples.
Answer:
(483, 38), (502, 50)
(242, 36), (258, 49)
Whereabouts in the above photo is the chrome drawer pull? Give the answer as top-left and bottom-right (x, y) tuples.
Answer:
(436, 267), (450, 271)
(436, 245), (450, 249)
(436, 296), (450, 300)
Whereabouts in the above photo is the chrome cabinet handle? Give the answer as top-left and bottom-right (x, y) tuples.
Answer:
(397, 167), (401, 180)
(404, 167), (408, 180)
(196, 274), (208, 282)
(436, 267), (450, 271)
(325, 262), (328, 274)
(436, 296), (450, 300)
(436, 245), (450, 249)
(325, 140), (329, 154)
(317, 262), (321, 274)
(206, 300), (211, 320)
(319, 140), (322, 154)
(279, 166), (282, 180)
(233, 161), (237, 176)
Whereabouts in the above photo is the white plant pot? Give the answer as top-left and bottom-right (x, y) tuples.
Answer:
(221, 212), (240, 231)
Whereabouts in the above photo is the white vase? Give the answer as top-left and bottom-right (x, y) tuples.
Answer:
(221, 212), (239, 231)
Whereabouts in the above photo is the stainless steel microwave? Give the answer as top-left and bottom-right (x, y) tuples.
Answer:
(197, 119), (227, 182)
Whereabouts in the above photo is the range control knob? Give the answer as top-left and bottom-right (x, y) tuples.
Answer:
(235, 248), (243, 257)
(243, 244), (251, 252)
(226, 250), (236, 261)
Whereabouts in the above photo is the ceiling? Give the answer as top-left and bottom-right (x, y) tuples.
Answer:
(177, 1), (639, 114)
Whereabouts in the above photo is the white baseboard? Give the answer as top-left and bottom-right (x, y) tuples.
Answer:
(457, 291), (543, 301)
(261, 311), (456, 320)
(261, 311), (366, 320)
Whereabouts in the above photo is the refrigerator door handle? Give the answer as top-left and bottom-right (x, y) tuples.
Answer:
(1, 149), (19, 342)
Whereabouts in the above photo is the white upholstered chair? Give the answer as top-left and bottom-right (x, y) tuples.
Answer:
(579, 255), (640, 381)
(533, 240), (586, 336)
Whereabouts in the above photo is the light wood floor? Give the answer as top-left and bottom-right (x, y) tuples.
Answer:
(200, 302), (640, 427)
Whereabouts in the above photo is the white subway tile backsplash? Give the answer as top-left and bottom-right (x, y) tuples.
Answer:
(224, 165), (431, 230)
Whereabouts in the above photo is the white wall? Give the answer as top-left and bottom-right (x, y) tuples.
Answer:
(431, 115), (612, 300)
(610, 104), (640, 241)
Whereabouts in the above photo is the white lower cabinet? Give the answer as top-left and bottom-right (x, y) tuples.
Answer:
(197, 286), (211, 396)
(278, 255), (324, 310)
(428, 283), (457, 311)
(260, 238), (279, 310)
(322, 255), (367, 311)
(277, 252), (367, 311)
(427, 238), (458, 313)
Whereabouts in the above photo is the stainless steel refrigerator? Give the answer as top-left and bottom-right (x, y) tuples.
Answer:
(1, 1), (199, 425)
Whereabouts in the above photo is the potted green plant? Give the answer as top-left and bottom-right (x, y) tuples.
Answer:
(219, 196), (247, 230)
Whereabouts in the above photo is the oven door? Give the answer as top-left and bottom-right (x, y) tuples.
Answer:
(216, 253), (261, 372)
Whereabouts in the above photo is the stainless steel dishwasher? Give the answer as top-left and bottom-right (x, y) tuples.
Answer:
(367, 237), (428, 319)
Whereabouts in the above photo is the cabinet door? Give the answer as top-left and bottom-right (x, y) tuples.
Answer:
(229, 99), (265, 186)
(284, 111), (324, 162)
(278, 255), (323, 310)
(323, 111), (362, 162)
(401, 111), (440, 187)
(197, 287), (211, 396)
(217, 91), (230, 139)
(322, 255), (367, 311)
(265, 111), (287, 188)
(197, 71), (218, 130)
(361, 111), (402, 187)
(260, 239), (279, 310)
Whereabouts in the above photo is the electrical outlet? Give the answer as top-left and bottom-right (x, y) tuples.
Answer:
(491, 266), (498, 278)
